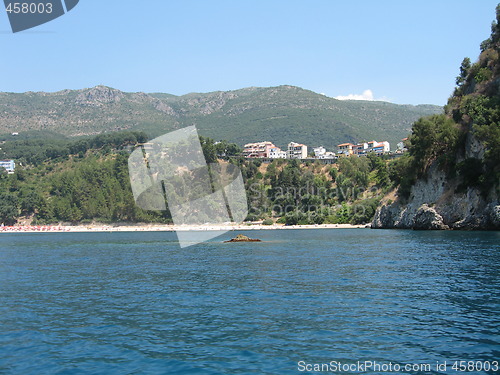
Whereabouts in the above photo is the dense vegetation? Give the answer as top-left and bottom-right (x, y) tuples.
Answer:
(0, 130), (392, 226)
(447, 4), (500, 190)
(0, 131), (148, 166)
(233, 153), (390, 225)
(0, 133), (162, 225)
(0, 132), (246, 225)
(388, 114), (463, 198)
(388, 4), (500, 199)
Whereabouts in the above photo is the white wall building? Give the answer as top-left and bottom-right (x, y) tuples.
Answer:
(359, 140), (390, 154)
(0, 160), (15, 173)
(396, 138), (408, 153)
(313, 146), (335, 159)
(337, 143), (355, 156)
(367, 140), (390, 153)
(352, 142), (368, 155)
(318, 151), (336, 159)
(268, 147), (287, 159)
(242, 141), (276, 158)
(313, 146), (326, 157)
(288, 142), (308, 159)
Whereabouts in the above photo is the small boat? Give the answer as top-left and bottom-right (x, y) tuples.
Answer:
(224, 234), (262, 243)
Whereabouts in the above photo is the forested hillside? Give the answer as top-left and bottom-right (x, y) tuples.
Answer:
(0, 132), (391, 226)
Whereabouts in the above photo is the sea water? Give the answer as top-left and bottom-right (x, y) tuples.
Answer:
(0, 229), (498, 374)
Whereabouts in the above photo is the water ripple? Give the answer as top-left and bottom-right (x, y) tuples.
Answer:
(0, 230), (498, 374)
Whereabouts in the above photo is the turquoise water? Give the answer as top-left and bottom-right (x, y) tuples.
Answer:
(0, 229), (498, 374)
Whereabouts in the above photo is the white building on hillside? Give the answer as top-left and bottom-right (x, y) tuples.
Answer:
(0, 160), (15, 174)
(313, 146), (335, 159)
(313, 146), (326, 157)
(367, 140), (390, 154)
(319, 151), (336, 159)
(337, 143), (355, 156)
(396, 138), (408, 153)
(242, 141), (276, 158)
(269, 147), (287, 159)
(288, 142), (308, 159)
(352, 142), (368, 155)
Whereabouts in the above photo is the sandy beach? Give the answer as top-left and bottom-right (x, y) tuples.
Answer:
(0, 223), (368, 233)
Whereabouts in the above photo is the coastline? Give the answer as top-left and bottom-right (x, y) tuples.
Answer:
(0, 223), (368, 233)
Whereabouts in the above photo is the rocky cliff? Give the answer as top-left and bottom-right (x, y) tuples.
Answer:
(372, 5), (500, 231)
(372, 162), (500, 230)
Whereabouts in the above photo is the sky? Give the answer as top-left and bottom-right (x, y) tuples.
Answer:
(0, 0), (498, 105)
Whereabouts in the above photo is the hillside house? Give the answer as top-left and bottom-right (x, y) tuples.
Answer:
(268, 147), (287, 159)
(242, 141), (276, 158)
(337, 143), (355, 156)
(0, 160), (15, 174)
(367, 140), (390, 154)
(288, 142), (308, 159)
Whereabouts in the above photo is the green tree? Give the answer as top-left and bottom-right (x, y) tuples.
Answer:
(0, 193), (19, 225)
(199, 136), (218, 164)
(409, 114), (461, 174)
(329, 167), (338, 182)
(19, 190), (45, 215)
(456, 57), (471, 86)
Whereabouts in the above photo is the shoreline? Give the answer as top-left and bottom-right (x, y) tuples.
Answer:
(0, 223), (368, 233)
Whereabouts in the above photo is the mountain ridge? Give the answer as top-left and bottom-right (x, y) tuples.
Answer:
(0, 85), (442, 149)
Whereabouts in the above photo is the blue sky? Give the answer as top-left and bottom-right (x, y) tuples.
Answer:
(0, 0), (498, 105)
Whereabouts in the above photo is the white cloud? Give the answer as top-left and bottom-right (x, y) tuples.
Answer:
(335, 89), (389, 102)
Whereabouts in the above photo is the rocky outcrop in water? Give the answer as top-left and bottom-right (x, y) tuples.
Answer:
(224, 234), (262, 242)
(413, 205), (449, 230)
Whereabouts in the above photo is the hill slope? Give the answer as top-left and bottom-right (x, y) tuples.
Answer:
(0, 85), (441, 149)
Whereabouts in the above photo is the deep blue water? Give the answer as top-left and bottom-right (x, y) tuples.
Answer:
(0, 229), (498, 374)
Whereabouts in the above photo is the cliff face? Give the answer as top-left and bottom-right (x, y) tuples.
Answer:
(372, 162), (500, 230)
(373, 114), (500, 230)
(373, 5), (500, 230)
